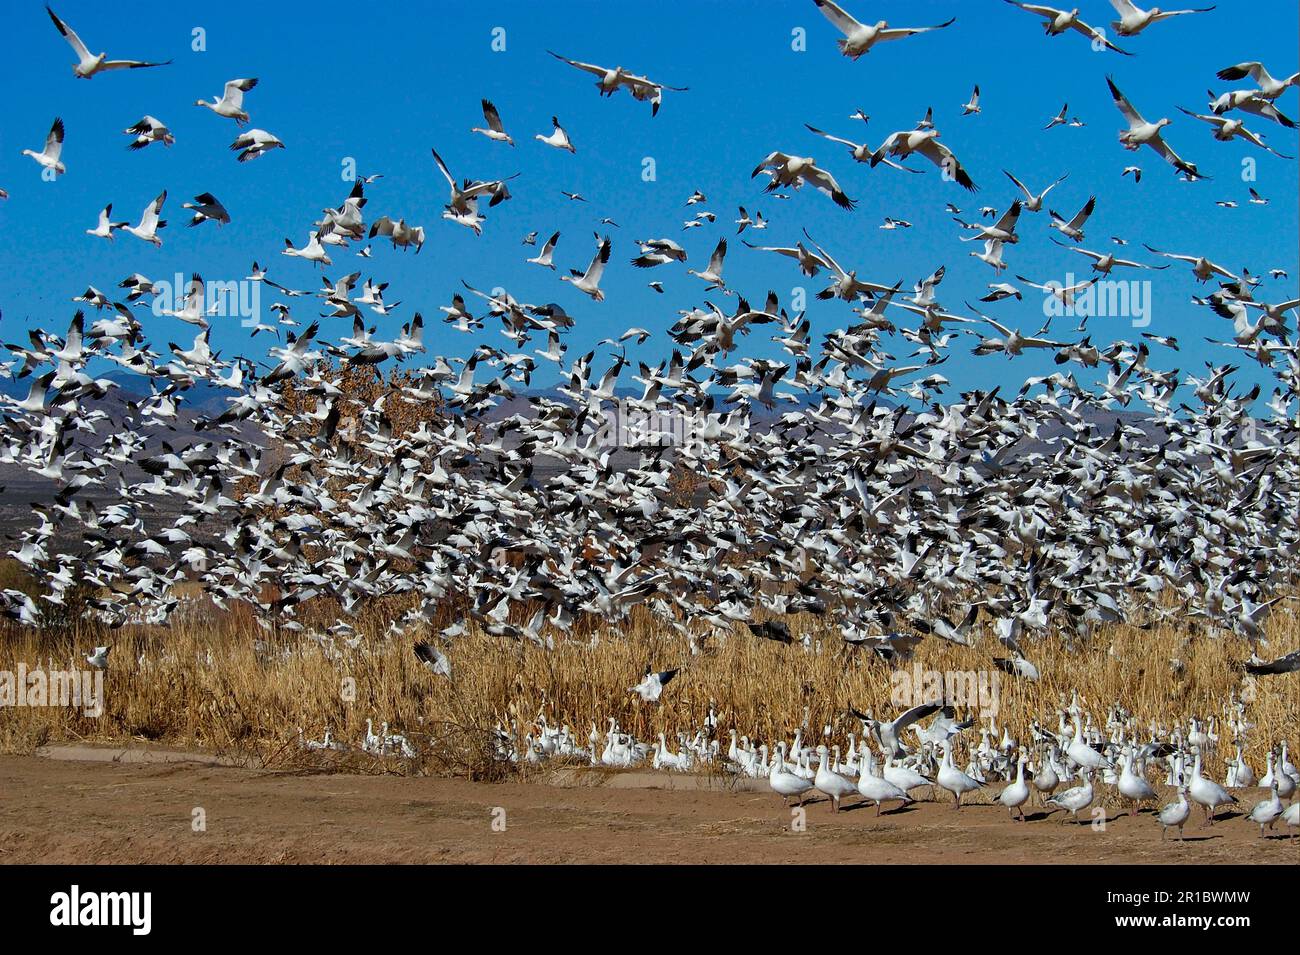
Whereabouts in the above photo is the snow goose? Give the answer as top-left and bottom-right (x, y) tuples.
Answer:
(124, 116), (174, 150)
(1045, 103), (1070, 130)
(629, 666), (679, 703)
(1109, 0), (1216, 35)
(870, 126), (977, 191)
(852, 703), (946, 759)
(472, 99), (514, 146)
(1117, 747), (1156, 815)
(182, 193), (230, 228)
(561, 236), (611, 301)
(1158, 786), (1191, 840)
(804, 123), (923, 173)
(230, 129), (284, 162)
(630, 237), (687, 268)
(961, 85), (981, 116)
(882, 753), (932, 796)
(769, 743), (815, 806)
(999, 752), (1032, 820)
(1106, 77), (1204, 179)
(752, 152), (856, 209)
(1048, 195), (1095, 242)
(1176, 107), (1294, 157)
(812, 0), (955, 59)
(813, 744), (858, 812)
(1046, 769), (1095, 823)
(1215, 61), (1300, 100)
(369, 217), (425, 252)
(1188, 749), (1235, 825)
(196, 78), (258, 125)
(283, 232), (333, 267)
(1003, 2), (1132, 54)
(856, 746), (912, 814)
(741, 240), (829, 277)
(936, 741), (982, 808)
(1246, 780), (1284, 838)
(46, 5), (171, 78)
(535, 116), (575, 153)
(85, 203), (127, 242)
(122, 190), (167, 247)
(687, 239), (727, 290)
(547, 52), (687, 116)
(1141, 244), (1236, 282)
(527, 231), (560, 269)
(22, 118), (65, 176)
(85, 645), (110, 670)
(1003, 170), (1067, 212)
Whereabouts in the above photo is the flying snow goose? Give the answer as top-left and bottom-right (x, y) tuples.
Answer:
(629, 666), (679, 703)
(752, 151), (856, 208)
(804, 123), (923, 172)
(1205, 88), (1297, 127)
(430, 147), (518, 215)
(561, 236), (611, 301)
(124, 116), (174, 150)
(195, 78), (259, 125)
(1003, 2), (1132, 54)
(85, 645), (110, 670)
(22, 117), (65, 176)
(1109, 0), (1216, 35)
(230, 129), (284, 162)
(870, 126), (977, 190)
(1051, 239), (1164, 274)
(1107, 77), (1204, 179)
(741, 240), (829, 277)
(687, 238), (728, 290)
(182, 193), (230, 228)
(1215, 61), (1300, 100)
(547, 51), (687, 115)
(630, 237), (687, 268)
(1003, 169), (1067, 212)
(961, 85), (982, 116)
(85, 203), (127, 241)
(122, 190), (167, 246)
(1122, 165), (1142, 181)
(851, 703), (945, 759)
(1045, 103), (1070, 129)
(527, 231), (560, 269)
(811, 0), (955, 59)
(1176, 107), (1294, 157)
(1048, 195), (1095, 241)
(1141, 244), (1237, 281)
(283, 232), (333, 267)
(535, 116), (575, 153)
(471, 99), (514, 145)
(369, 217), (425, 253)
(46, 5), (171, 78)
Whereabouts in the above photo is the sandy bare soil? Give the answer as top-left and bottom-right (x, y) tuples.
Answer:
(0, 751), (1296, 864)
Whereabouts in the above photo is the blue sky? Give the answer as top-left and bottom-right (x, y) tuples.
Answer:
(1, 0), (1296, 397)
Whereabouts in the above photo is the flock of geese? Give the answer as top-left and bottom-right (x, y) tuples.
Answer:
(3, 3), (1299, 841)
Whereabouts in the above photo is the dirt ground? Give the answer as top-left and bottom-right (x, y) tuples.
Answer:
(1, 752), (1296, 864)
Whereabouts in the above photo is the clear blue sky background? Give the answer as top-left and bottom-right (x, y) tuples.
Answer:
(1, 0), (1296, 398)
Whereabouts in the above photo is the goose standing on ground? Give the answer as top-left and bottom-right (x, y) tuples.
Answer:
(535, 116), (575, 153)
(1046, 769), (1096, 824)
(85, 204), (127, 242)
(811, 0), (955, 59)
(22, 118), (65, 177)
(196, 78), (259, 125)
(1003, 1), (1132, 54)
(936, 741), (982, 809)
(1118, 748), (1157, 815)
(1158, 786), (1191, 841)
(1188, 748), (1236, 825)
(769, 743), (814, 807)
(124, 116), (174, 150)
(999, 752), (1032, 820)
(230, 129), (285, 163)
(46, 5), (172, 78)
(856, 746), (912, 815)
(547, 52), (688, 116)
(122, 191), (167, 247)
(1107, 77), (1204, 179)
(561, 236), (611, 301)
(471, 99), (514, 146)
(813, 744), (859, 812)
(1109, 0), (1217, 36)
(1246, 780), (1284, 838)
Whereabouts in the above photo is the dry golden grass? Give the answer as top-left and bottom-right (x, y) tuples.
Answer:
(0, 586), (1295, 784)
